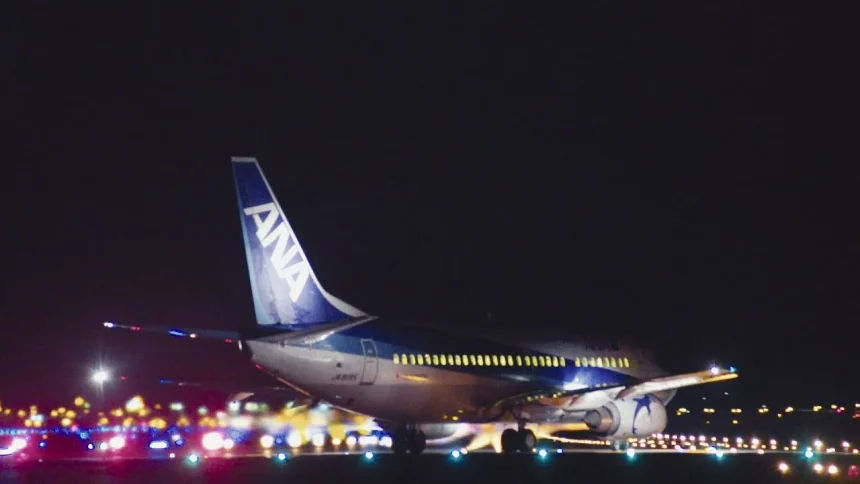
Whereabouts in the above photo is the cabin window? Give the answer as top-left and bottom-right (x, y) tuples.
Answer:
(402, 353), (408, 364)
(589, 357), (596, 367)
(393, 354), (400, 365)
(531, 356), (538, 366)
(516, 355), (522, 366)
(477, 355), (485, 366)
(610, 357), (617, 368)
(448, 355), (454, 365)
(416, 355), (424, 365)
(490, 355), (497, 366)
(500, 355), (507, 366)
(409, 354), (416, 365)
(559, 357), (566, 367)
(575, 357), (581, 367)
(552, 356), (559, 367)
(454, 355), (462, 365)
(439, 355), (447, 365)
(469, 355), (477, 366)
(425, 354), (431, 365)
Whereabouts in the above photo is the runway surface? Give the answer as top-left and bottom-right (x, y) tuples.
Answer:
(3, 450), (859, 484)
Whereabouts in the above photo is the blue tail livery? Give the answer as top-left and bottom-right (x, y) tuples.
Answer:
(231, 156), (368, 327)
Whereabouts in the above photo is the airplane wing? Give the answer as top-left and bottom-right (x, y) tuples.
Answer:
(102, 321), (241, 343)
(488, 367), (738, 411)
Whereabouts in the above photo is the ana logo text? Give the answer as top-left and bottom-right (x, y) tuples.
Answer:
(244, 203), (310, 302)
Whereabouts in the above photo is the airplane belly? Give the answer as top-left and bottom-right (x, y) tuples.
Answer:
(252, 341), (526, 423)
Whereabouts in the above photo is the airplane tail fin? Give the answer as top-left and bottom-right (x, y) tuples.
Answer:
(232, 156), (368, 327)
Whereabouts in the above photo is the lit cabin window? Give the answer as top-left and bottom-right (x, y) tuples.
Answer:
(416, 355), (424, 365)
(516, 355), (523, 366)
(559, 357), (565, 367)
(499, 355), (507, 366)
(448, 355), (454, 365)
(425, 354), (431, 365)
(469, 355), (477, 366)
(552, 356), (559, 367)
(575, 357), (581, 367)
(610, 357), (617, 368)
(454, 355), (462, 365)
(597, 357), (604, 367)
(524, 356), (531, 366)
(589, 357), (596, 367)
(490, 355), (497, 366)
(432, 355), (439, 365)
(626, 358), (631, 368)
(532, 356), (539, 366)
(440, 355), (447, 365)
(477, 355), (484, 366)
(393, 354), (400, 365)
(402, 354), (408, 364)
(409, 354), (416, 365)
(507, 355), (514, 366)
(461, 354), (468, 365)
(485, 355), (491, 366)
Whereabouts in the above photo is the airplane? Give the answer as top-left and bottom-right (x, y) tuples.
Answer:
(103, 156), (738, 455)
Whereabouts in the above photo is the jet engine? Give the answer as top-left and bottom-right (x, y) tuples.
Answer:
(583, 395), (667, 439)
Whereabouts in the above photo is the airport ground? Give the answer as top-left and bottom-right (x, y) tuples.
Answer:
(3, 450), (860, 483)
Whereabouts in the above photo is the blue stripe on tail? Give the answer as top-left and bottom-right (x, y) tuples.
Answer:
(232, 157), (367, 326)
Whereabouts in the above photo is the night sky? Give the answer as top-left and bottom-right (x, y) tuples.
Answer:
(1, 4), (855, 406)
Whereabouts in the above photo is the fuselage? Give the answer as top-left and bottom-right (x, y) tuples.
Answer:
(246, 318), (676, 425)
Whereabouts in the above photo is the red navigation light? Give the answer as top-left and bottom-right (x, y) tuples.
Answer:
(255, 364), (263, 371)
(131, 326), (141, 331)
(225, 339), (233, 344)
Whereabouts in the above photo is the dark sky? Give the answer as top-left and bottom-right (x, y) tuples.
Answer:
(1, 4), (855, 405)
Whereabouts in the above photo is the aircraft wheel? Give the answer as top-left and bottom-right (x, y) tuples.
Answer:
(612, 440), (629, 452)
(519, 429), (537, 452)
(408, 430), (426, 455)
(501, 428), (520, 454)
(392, 429), (408, 455)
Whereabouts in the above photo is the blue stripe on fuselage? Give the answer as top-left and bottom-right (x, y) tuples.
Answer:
(260, 319), (639, 390)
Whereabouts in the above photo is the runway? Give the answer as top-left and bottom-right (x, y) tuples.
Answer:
(3, 449), (858, 483)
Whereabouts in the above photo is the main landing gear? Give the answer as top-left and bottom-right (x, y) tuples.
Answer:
(392, 426), (426, 455)
(501, 424), (536, 454)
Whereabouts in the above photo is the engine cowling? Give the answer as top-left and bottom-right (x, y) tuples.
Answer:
(583, 395), (667, 439)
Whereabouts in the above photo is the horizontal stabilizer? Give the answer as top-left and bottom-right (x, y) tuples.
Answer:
(102, 321), (240, 343)
(157, 378), (309, 401)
